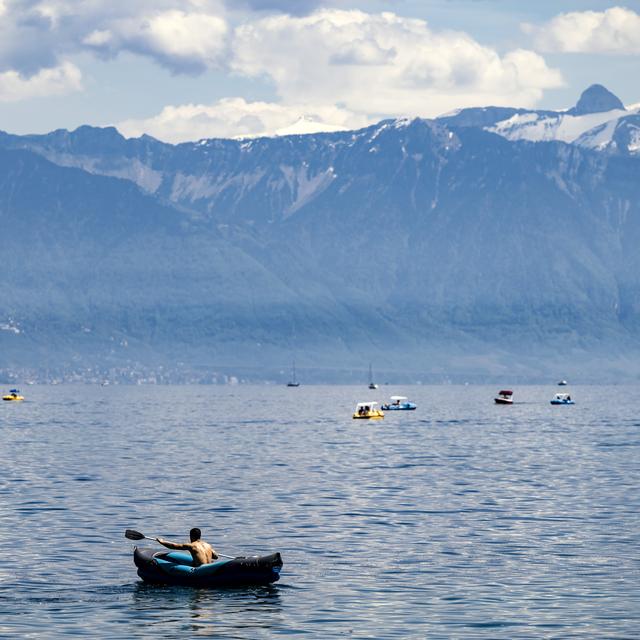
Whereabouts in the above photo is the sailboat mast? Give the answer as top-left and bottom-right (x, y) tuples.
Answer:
(368, 363), (378, 388)
(287, 359), (300, 386)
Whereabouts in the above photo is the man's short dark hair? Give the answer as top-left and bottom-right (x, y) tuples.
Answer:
(190, 528), (201, 542)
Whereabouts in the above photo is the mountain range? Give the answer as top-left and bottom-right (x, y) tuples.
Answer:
(1, 84), (640, 383)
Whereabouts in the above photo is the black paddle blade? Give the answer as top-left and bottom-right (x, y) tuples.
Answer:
(125, 529), (146, 541)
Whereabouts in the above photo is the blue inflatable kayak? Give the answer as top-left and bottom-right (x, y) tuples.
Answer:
(133, 547), (283, 587)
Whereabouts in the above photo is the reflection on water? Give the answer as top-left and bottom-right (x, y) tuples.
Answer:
(0, 384), (639, 638)
(130, 583), (283, 636)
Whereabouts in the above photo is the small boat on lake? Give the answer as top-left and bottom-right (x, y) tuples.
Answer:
(3, 389), (24, 401)
(494, 390), (513, 405)
(352, 401), (384, 419)
(381, 396), (416, 410)
(368, 363), (378, 389)
(133, 547), (283, 587)
(550, 393), (574, 405)
(557, 380), (568, 386)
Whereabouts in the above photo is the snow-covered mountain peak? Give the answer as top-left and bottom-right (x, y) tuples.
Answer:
(485, 85), (640, 154)
(274, 116), (348, 137)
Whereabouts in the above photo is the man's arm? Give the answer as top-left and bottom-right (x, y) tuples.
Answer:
(201, 541), (219, 560)
(156, 537), (193, 551)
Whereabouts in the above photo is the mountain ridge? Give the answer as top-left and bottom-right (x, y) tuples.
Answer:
(1, 85), (640, 382)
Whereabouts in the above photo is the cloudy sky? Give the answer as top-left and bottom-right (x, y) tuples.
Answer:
(0, 1), (638, 142)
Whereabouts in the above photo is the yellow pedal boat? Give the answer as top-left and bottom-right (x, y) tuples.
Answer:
(352, 401), (384, 419)
(3, 389), (24, 401)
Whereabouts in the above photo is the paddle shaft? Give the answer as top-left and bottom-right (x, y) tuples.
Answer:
(126, 530), (234, 559)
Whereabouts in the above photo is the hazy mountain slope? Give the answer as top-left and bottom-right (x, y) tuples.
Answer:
(2, 89), (640, 381)
(0, 148), (383, 374)
(268, 125), (632, 335)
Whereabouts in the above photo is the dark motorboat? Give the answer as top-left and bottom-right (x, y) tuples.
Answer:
(133, 547), (283, 587)
(494, 390), (513, 405)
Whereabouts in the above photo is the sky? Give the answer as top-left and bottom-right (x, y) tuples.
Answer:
(0, 1), (639, 142)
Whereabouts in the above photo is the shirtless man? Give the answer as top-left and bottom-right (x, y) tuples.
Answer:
(156, 528), (219, 567)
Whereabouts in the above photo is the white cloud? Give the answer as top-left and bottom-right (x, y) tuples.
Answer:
(0, 1), (230, 76)
(0, 3), (564, 131)
(83, 29), (112, 47)
(114, 8), (564, 141)
(525, 7), (640, 54)
(232, 10), (563, 118)
(116, 97), (368, 142)
(85, 10), (229, 73)
(0, 61), (82, 102)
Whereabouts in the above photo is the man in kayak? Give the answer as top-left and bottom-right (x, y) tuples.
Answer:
(156, 528), (219, 566)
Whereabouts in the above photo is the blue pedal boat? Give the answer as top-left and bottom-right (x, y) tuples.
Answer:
(381, 396), (417, 410)
(550, 393), (575, 405)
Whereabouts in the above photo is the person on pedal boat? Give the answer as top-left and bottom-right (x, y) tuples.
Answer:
(156, 528), (219, 566)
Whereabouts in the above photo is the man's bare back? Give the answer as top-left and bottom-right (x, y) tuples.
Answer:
(156, 528), (219, 567)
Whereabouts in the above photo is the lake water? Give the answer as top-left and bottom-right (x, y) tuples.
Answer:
(0, 385), (638, 638)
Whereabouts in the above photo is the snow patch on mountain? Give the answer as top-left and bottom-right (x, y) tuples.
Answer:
(576, 118), (622, 150)
(488, 101), (640, 156)
(576, 113), (640, 155)
(484, 85), (640, 153)
(629, 127), (640, 152)
(488, 108), (631, 144)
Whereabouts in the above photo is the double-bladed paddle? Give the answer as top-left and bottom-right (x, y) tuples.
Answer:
(125, 529), (234, 559)
(125, 529), (155, 542)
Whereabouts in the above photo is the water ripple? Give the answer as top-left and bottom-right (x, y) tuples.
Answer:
(0, 384), (638, 637)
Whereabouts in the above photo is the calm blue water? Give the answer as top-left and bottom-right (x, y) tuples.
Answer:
(1, 385), (638, 638)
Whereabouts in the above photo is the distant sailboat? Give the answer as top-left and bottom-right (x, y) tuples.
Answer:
(287, 361), (300, 387)
(368, 363), (378, 389)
